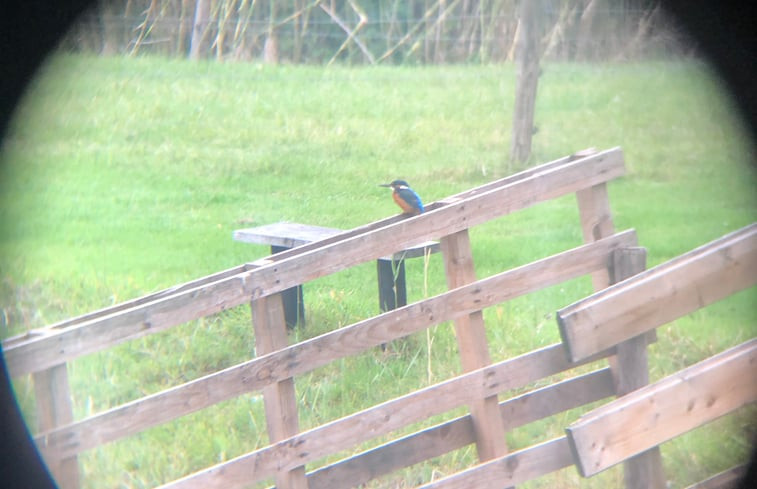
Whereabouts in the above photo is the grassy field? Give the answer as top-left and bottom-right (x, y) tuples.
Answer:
(0, 54), (755, 488)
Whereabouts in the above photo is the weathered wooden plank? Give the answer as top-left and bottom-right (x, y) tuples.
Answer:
(608, 247), (666, 489)
(1, 263), (251, 348)
(417, 437), (574, 489)
(566, 339), (757, 477)
(4, 148), (625, 377)
(35, 232), (636, 461)
(156, 343), (615, 489)
(307, 368), (615, 489)
(558, 224), (757, 362)
(234, 222), (341, 248)
(251, 294), (307, 489)
(499, 367), (615, 429)
(33, 365), (79, 489)
(441, 229), (508, 461)
(576, 182), (615, 290)
(684, 465), (747, 489)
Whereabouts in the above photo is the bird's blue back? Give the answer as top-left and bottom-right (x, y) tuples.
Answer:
(397, 187), (424, 213)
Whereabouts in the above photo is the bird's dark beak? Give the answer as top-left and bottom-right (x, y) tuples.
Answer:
(379, 183), (391, 188)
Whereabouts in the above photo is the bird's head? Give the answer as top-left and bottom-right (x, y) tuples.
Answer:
(379, 179), (410, 190)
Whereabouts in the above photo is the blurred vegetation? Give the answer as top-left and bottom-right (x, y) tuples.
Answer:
(63, 0), (690, 63)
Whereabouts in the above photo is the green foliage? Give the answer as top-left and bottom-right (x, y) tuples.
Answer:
(0, 54), (755, 488)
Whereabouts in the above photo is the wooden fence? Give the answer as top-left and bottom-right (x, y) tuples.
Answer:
(3, 148), (754, 489)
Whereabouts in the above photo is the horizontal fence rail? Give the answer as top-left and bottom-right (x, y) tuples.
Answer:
(566, 339), (757, 477)
(557, 223), (757, 362)
(4, 148), (625, 377)
(418, 437), (574, 489)
(554, 224), (757, 489)
(157, 345), (619, 489)
(4, 149), (584, 349)
(307, 367), (616, 489)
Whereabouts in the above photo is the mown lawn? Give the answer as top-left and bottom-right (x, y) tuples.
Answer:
(0, 54), (755, 488)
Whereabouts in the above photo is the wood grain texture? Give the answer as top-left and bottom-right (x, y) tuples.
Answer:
(234, 222), (341, 248)
(417, 437), (574, 489)
(155, 343), (613, 489)
(4, 148), (625, 377)
(234, 222), (439, 260)
(306, 368), (615, 489)
(441, 229), (508, 461)
(576, 182), (616, 290)
(609, 247), (666, 489)
(251, 294), (307, 489)
(34, 232), (636, 461)
(1, 264), (251, 348)
(567, 339), (757, 477)
(558, 224), (757, 362)
(33, 365), (79, 489)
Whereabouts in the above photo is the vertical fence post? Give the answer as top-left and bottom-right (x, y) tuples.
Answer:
(33, 364), (79, 489)
(251, 293), (308, 489)
(576, 179), (664, 488)
(440, 229), (509, 463)
(610, 248), (667, 489)
(576, 182), (615, 290)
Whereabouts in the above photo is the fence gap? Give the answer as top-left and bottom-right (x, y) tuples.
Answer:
(251, 293), (308, 489)
(33, 364), (79, 489)
(440, 229), (509, 463)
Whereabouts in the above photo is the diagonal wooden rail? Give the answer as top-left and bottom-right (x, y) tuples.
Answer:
(3, 148), (624, 377)
(566, 339), (757, 477)
(156, 344), (622, 489)
(35, 231), (637, 463)
(555, 224), (757, 489)
(557, 223), (757, 362)
(306, 367), (616, 489)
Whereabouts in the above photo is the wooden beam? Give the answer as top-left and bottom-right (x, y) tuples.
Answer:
(441, 229), (508, 461)
(155, 343), (616, 489)
(4, 148), (626, 377)
(609, 247), (666, 489)
(250, 294), (307, 489)
(1, 148), (597, 344)
(576, 181), (615, 290)
(566, 339), (757, 477)
(558, 224), (757, 362)
(683, 465), (747, 489)
(1, 263), (250, 348)
(418, 437), (574, 489)
(509, 0), (542, 165)
(35, 232), (636, 461)
(307, 368), (615, 489)
(33, 365), (79, 489)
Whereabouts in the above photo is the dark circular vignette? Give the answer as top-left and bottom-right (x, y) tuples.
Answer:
(0, 1), (754, 489)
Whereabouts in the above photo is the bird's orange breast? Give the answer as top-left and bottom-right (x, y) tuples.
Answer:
(393, 191), (418, 214)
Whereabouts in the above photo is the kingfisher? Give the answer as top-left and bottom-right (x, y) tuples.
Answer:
(380, 180), (424, 216)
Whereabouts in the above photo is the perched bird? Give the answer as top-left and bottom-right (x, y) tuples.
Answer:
(380, 180), (424, 216)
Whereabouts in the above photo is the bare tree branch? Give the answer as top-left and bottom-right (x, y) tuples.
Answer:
(320, 1), (375, 65)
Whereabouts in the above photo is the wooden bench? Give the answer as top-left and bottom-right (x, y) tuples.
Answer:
(233, 222), (440, 327)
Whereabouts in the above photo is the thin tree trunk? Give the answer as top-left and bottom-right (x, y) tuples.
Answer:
(434, 0), (445, 63)
(176, 0), (192, 56)
(189, 0), (211, 59)
(215, 0), (236, 60)
(509, 0), (541, 168)
(576, 0), (599, 60)
(263, 0), (278, 63)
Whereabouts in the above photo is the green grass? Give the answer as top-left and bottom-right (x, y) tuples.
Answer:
(0, 54), (755, 488)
